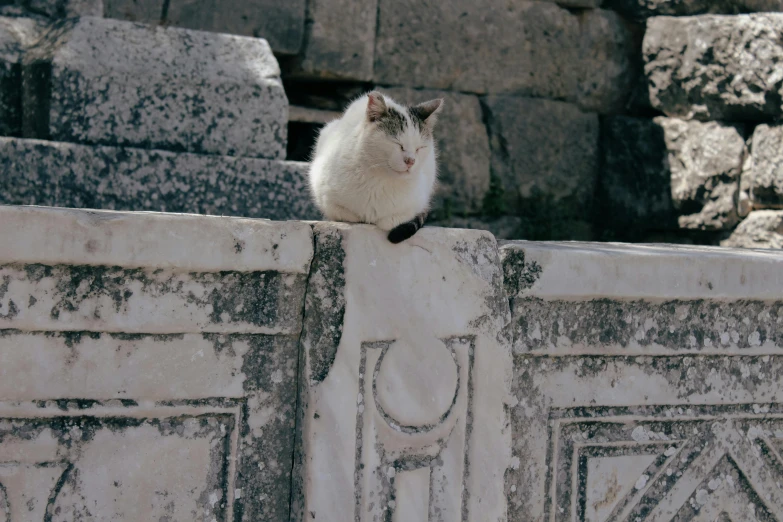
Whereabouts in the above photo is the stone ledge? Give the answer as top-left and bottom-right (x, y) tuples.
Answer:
(0, 137), (319, 223)
(22, 16), (287, 158)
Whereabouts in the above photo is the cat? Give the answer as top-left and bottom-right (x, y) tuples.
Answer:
(308, 91), (443, 243)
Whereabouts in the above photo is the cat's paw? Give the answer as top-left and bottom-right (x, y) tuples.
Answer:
(388, 222), (420, 244)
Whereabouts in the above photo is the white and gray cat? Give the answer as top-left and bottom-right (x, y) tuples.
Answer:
(308, 91), (443, 243)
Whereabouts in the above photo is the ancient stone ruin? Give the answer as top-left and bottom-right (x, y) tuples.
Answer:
(0, 0), (782, 520)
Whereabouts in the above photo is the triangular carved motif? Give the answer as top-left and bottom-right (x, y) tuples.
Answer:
(584, 454), (658, 522)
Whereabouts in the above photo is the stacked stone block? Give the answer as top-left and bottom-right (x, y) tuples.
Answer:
(0, 14), (318, 220)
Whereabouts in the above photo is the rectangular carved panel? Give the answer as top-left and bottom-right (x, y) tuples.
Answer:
(293, 224), (512, 522)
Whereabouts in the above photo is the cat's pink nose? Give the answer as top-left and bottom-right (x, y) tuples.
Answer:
(404, 157), (415, 168)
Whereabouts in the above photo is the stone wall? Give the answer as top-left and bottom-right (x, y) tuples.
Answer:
(1, 204), (782, 520)
(1, 0), (782, 247)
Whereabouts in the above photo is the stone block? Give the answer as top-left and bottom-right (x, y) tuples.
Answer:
(428, 215), (524, 240)
(722, 210), (783, 249)
(500, 240), (783, 520)
(0, 137), (319, 220)
(0, 16), (42, 137)
(292, 0), (376, 80)
(0, 205), (315, 521)
(577, 9), (640, 113)
(374, 0), (580, 98)
(104, 0), (162, 23)
(22, 16), (287, 158)
(607, 0), (783, 19)
(164, 0), (306, 55)
(644, 14), (783, 121)
(599, 116), (745, 238)
(661, 118), (745, 230)
(379, 87), (490, 216)
(482, 96), (599, 236)
(291, 224), (511, 521)
(741, 123), (783, 209)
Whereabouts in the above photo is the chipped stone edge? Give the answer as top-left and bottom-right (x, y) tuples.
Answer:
(500, 240), (783, 300)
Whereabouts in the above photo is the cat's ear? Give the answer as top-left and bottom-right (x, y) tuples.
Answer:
(411, 98), (444, 125)
(366, 91), (388, 122)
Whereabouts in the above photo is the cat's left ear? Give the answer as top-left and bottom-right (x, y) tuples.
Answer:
(411, 98), (444, 126)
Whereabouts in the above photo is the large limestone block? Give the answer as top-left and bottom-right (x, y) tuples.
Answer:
(0, 205), (314, 521)
(0, 16), (42, 137)
(292, 0), (377, 80)
(379, 87), (490, 217)
(375, 0), (580, 99)
(291, 224), (512, 521)
(723, 210), (783, 249)
(163, 0), (306, 55)
(0, 137), (319, 220)
(599, 116), (744, 238)
(22, 16), (287, 158)
(644, 14), (783, 121)
(482, 96), (599, 237)
(500, 240), (783, 520)
(608, 0), (783, 18)
(741, 123), (783, 209)
(576, 9), (639, 113)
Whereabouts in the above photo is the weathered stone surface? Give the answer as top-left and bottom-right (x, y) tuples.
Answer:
(292, 0), (376, 80)
(540, 0), (601, 6)
(0, 16), (42, 137)
(23, 16), (287, 158)
(164, 0), (306, 55)
(608, 0), (783, 19)
(292, 224), (512, 521)
(661, 118), (745, 230)
(379, 87), (490, 217)
(375, 0), (580, 98)
(104, 0), (162, 23)
(722, 210), (783, 248)
(741, 123), (783, 209)
(0, 205), (315, 521)
(577, 9), (639, 113)
(600, 116), (745, 237)
(482, 96), (599, 237)
(644, 14), (783, 121)
(500, 240), (783, 520)
(0, 137), (319, 220)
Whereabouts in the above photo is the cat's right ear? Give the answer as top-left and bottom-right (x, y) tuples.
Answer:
(366, 91), (388, 122)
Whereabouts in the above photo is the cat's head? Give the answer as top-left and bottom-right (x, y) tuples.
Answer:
(363, 91), (443, 175)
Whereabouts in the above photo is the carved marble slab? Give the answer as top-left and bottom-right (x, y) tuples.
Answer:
(501, 241), (783, 522)
(292, 224), (513, 522)
(0, 206), (314, 521)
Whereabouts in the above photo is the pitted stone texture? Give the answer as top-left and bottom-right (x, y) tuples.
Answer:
(375, 0), (580, 98)
(540, 0), (601, 6)
(379, 87), (490, 217)
(576, 9), (639, 114)
(600, 116), (745, 236)
(104, 0), (162, 23)
(0, 138), (319, 220)
(644, 14), (783, 121)
(292, 0), (376, 80)
(0, 205), (315, 521)
(0, 16), (42, 137)
(608, 0), (783, 19)
(22, 17), (287, 158)
(722, 210), (783, 249)
(482, 96), (598, 236)
(742, 123), (783, 209)
(164, 0), (306, 55)
(661, 118), (745, 230)
(292, 224), (512, 522)
(500, 240), (783, 520)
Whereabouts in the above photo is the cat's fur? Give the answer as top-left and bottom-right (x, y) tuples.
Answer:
(308, 91), (443, 243)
